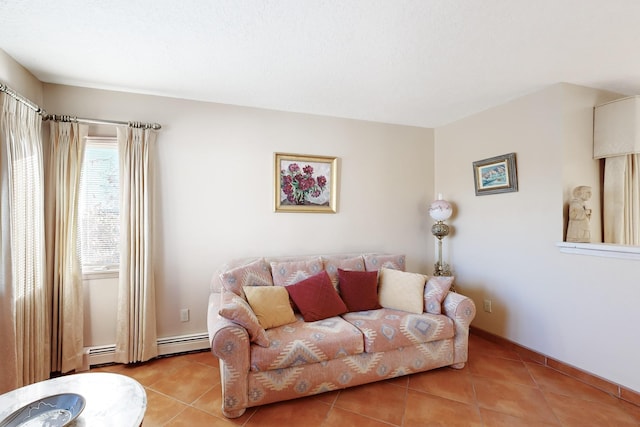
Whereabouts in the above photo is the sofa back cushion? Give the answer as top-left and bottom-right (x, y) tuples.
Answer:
(337, 269), (381, 312)
(270, 257), (324, 286)
(363, 254), (406, 272)
(322, 255), (365, 288)
(286, 271), (348, 322)
(378, 267), (427, 314)
(220, 258), (273, 297)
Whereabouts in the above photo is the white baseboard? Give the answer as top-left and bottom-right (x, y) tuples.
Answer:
(83, 332), (210, 368)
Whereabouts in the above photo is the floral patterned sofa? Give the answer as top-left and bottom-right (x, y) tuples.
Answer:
(207, 253), (476, 418)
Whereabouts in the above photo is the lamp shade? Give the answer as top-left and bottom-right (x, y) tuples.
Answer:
(429, 199), (452, 222)
(594, 96), (640, 159)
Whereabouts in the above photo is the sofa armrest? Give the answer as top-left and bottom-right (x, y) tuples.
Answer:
(209, 313), (251, 418)
(442, 291), (476, 367)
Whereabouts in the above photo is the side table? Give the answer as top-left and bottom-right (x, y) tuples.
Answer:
(0, 372), (146, 426)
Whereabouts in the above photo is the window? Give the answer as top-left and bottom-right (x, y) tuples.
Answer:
(78, 137), (119, 273)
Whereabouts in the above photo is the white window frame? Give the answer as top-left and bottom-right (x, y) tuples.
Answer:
(79, 137), (120, 279)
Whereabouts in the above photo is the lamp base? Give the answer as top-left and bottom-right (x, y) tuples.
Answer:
(433, 261), (451, 277)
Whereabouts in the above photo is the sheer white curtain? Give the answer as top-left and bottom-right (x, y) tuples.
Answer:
(46, 121), (87, 373)
(114, 125), (158, 363)
(0, 93), (49, 393)
(603, 154), (640, 244)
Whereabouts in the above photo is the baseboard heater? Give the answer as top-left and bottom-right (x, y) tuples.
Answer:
(82, 332), (210, 369)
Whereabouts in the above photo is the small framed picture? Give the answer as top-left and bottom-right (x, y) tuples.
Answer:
(472, 152), (518, 196)
(274, 152), (338, 213)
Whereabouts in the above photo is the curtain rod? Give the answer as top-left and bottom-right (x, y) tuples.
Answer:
(46, 114), (162, 130)
(0, 82), (46, 115)
(1, 82), (161, 130)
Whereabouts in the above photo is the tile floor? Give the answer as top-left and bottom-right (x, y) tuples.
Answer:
(91, 333), (640, 426)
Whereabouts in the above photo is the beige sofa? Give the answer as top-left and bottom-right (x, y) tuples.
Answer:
(207, 253), (476, 418)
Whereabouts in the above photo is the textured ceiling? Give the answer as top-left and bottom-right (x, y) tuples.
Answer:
(1, 0), (640, 128)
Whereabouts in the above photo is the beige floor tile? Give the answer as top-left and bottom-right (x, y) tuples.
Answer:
(148, 362), (217, 404)
(163, 406), (236, 426)
(469, 353), (537, 387)
(323, 406), (396, 427)
(142, 388), (189, 427)
(244, 397), (331, 427)
(526, 361), (619, 405)
(544, 391), (640, 427)
(334, 380), (406, 426)
(404, 389), (483, 427)
(408, 366), (476, 404)
(473, 376), (558, 424)
(479, 407), (560, 426)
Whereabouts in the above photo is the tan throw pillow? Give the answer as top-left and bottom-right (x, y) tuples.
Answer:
(218, 291), (270, 347)
(243, 286), (297, 329)
(378, 267), (427, 314)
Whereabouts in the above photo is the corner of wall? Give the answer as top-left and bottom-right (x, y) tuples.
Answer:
(0, 49), (44, 105)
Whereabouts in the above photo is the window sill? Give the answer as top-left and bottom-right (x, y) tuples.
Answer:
(556, 242), (640, 260)
(82, 268), (119, 280)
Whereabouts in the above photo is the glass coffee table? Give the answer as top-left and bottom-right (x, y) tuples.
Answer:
(0, 372), (146, 426)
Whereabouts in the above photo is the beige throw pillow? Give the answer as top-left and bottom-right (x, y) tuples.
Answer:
(378, 267), (427, 314)
(243, 286), (297, 329)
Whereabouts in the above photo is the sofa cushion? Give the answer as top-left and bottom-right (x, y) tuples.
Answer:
(244, 286), (297, 329)
(270, 257), (324, 287)
(424, 276), (454, 314)
(286, 271), (348, 322)
(220, 258), (273, 297)
(322, 255), (365, 288)
(337, 269), (381, 312)
(363, 254), (406, 272)
(249, 315), (364, 372)
(342, 308), (454, 353)
(378, 268), (427, 314)
(218, 291), (270, 347)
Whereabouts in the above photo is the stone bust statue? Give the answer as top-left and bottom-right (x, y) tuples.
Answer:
(566, 185), (592, 243)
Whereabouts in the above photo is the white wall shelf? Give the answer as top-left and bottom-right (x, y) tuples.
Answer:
(556, 242), (640, 260)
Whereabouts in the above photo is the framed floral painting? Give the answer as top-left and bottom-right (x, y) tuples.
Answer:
(472, 152), (518, 196)
(274, 152), (338, 213)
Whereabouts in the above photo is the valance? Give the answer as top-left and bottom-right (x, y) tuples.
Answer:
(594, 95), (640, 159)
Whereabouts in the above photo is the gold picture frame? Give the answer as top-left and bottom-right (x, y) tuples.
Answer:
(472, 152), (518, 196)
(274, 152), (338, 213)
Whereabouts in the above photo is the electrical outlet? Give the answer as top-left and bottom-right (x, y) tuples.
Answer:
(180, 308), (190, 322)
(483, 299), (492, 313)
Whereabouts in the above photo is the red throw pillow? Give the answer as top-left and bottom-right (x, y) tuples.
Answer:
(337, 269), (382, 312)
(286, 271), (347, 322)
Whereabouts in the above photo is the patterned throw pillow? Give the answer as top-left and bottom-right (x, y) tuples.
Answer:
(243, 286), (297, 329)
(424, 276), (454, 314)
(218, 291), (270, 347)
(219, 258), (273, 297)
(337, 269), (381, 312)
(322, 256), (365, 288)
(363, 254), (406, 272)
(286, 271), (348, 322)
(270, 257), (324, 287)
(377, 267), (427, 314)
